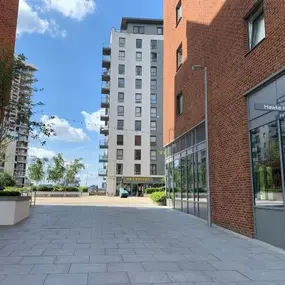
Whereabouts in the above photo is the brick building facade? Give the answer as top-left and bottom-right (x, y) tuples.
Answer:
(164, 0), (285, 247)
(0, 0), (19, 106)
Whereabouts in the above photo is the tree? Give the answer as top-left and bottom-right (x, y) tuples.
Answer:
(0, 53), (55, 163)
(28, 157), (48, 185)
(0, 172), (16, 187)
(64, 158), (85, 186)
(47, 154), (66, 185)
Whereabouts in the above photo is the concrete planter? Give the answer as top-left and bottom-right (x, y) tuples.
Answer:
(0, 196), (31, 225)
(167, 198), (174, 208)
(35, 191), (81, 197)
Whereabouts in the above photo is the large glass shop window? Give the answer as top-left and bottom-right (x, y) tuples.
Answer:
(251, 121), (283, 206)
(174, 159), (181, 199)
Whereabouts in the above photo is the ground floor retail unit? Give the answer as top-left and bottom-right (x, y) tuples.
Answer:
(165, 70), (285, 250)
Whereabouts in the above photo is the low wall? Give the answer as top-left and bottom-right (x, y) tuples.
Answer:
(0, 197), (31, 225)
(35, 191), (81, 197)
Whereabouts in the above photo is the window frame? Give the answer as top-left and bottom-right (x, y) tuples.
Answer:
(116, 163), (123, 175)
(134, 149), (141, 160)
(135, 135), (141, 146)
(150, 150), (157, 161)
(117, 135), (124, 146)
(119, 37), (126, 48)
(136, 38), (142, 48)
(151, 66), (157, 76)
(117, 105), (124, 117)
(151, 40), (157, 49)
(118, 50), (125, 60)
(135, 93), (142, 104)
(118, 64), (125, 75)
(176, 44), (183, 70)
(151, 52), (157, 62)
(117, 119), (124, 130)
(134, 164), (141, 175)
(150, 164), (157, 175)
(150, 135), (157, 146)
(151, 79), (157, 90)
(135, 120), (142, 131)
(247, 5), (265, 50)
(118, 78), (125, 88)
(150, 93), (157, 104)
(136, 79), (142, 89)
(157, 27), (163, 35)
(176, 0), (182, 26)
(150, 107), (157, 118)
(150, 121), (157, 132)
(116, 149), (124, 160)
(136, 52), (142, 61)
(135, 106), (142, 117)
(176, 92), (183, 115)
(136, 66), (142, 76)
(133, 26), (145, 34)
(118, 92), (124, 103)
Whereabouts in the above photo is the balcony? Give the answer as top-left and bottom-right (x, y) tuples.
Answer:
(100, 110), (109, 122)
(100, 126), (109, 136)
(98, 169), (107, 177)
(103, 163), (108, 170)
(102, 44), (111, 56)
(14, 170), (26, 177)
(103, 176), (107, 181)
(101, 82), (110, 94)
(101, 95), (110, 108)
(102, 69), (110, 82)
(99, 139), (108, 149)
(99, 153), (108, 163)
(102, 55), (111, 69)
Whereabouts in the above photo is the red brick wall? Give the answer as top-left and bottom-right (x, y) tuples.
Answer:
(164, 0), (285, 237)
(0, 0), (19, 108)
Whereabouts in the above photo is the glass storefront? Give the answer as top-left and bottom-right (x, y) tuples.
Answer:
(165, 122), (207, 220)
(251, 121), (284, 207)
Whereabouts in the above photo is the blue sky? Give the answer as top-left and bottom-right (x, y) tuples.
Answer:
(16, 0), (163, 186)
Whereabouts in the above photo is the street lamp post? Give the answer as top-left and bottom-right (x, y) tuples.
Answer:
(192, 65), (211, 227)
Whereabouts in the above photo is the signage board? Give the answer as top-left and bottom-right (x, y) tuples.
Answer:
(276, 112), (285, 120)
(117, 177), (164, 184)
(254, 103), (285, 112)
(277, 95), (285, 105)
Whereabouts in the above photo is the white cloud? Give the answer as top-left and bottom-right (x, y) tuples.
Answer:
(28, 146), (56, 159)
(17, 0), (67, 37)
(44, 0), (96, 21)
(81, 110), (102, 132)
(41, 115), (90, 142)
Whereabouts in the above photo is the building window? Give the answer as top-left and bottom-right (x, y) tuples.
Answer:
(150, 150), (157, 161)
(136, 39), (142, 48)
(150, 121), (157, 132)
(119, 37), (125, 48)
(157, 27), (163, 35)
(134, 26), (145, 34)
(136, 79), (142, 89)
(135, 107), (142, 117)
(134, 164), (141, 175)
(135, 120), (142, 131)
(135, 135), (141, 146)
(150, 164), (157, 175)
(151, 79), (157, 90)
(151, 40), (157, 49)
(177, 93), (183, 115)
(119, 50), (125, 60)
(117, 120), (124, 130)
(117, 135), (124, 146)
(116, 149), (124, 160)
(117, 106), (124, 116)
(118, 92), (124, 103)
(150, 93), (157, 104)
(150, 135), (157, 146)
(135, 93), (142, 103)
(177, 44), (182, 69)
(136, 66), (142, 76)
(151, 52), (157, 62)
(118, 78), (125, 88)
(176, 0), (182, 25)
(118, 64), (125, 75)
(135, 149), (141, 160)
(247, 5), (265, 50)
(116, 163), (123, 175)
(150, 107), (157, 118)
(151, 66), (157, 76)
(136, 52), (142, 61)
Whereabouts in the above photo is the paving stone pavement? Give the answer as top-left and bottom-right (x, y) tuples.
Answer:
(1, 204), (285, 284)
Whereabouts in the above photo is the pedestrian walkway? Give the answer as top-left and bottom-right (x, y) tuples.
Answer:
(1, 203), (285, 284)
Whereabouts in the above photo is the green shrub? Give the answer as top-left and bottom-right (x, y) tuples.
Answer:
(150, 191), (166, 205)
(145, 187), (165, 194)
(0, 191), (21, 196)
(4, 187), (24, 192)
(31, 186), (38, 191)
(0, 172), (16, 187)
(37, 185), (53, 192)
(79, 187), (88, 193)
(61, 186), (79, 192)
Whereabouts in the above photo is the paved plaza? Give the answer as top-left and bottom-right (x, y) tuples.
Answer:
(1, 198), (285, 284)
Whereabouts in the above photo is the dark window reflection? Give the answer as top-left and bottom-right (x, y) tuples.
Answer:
(187, 154), (194, 200)
(181, 157), (187, 199)
(251, 122), (283, 206)
(174, 159), (181, 199)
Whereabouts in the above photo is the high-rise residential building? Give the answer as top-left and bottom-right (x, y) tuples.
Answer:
(0, 0), (20, 116)
(1, 62), (37, 187)
(164, 0), (285, 249)
(99, 18), (165, 196)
